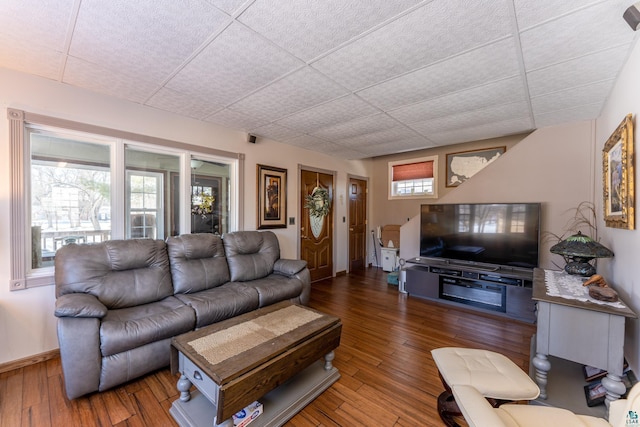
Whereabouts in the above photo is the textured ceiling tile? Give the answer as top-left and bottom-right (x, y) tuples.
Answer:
(228, 67), (349, 122)
(520, 0), (635, 71)
(0, 0), (75, 50)
(531, 79), (613, 115)
(286, 134), (333, 149)
(534, 102), (602, 128)
(527, 45), (630, 97)
(410, 102), (531, 135)
(239, 0), (422, 61)
(275, 95), (380, 133)
(250, 123), (302, 141)
(312, 0), (513, 90)
(204, 108), (271, 131)
(70, 0), (230, 84)
(210, 0), (250, 15)
(389, 77), (526, 124)
(63, 57), (159, 103)
(358, 39), (521, 111)
(428, 117), (533, 145)
(324, 147), (368, 160)
(146, 87), (223, 120)
(312, 114), (399, 140)
(336, 127), (420, 148)
(513, 0), (600, 30)
(0, 33), (64, 80)
(166, 23), (303, 106)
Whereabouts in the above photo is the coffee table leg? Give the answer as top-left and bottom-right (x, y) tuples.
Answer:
(176, 374), (192, 402)
(324, 351), (335, 370)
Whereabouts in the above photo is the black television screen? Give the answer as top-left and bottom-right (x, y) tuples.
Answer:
(420, 203), (541, 269)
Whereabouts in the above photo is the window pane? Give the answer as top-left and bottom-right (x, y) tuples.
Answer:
(30, 132), (111, 269)
(125, 147), (180, 240)
(191, 158), (230, 235)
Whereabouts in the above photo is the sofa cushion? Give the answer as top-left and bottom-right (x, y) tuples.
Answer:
(55, 239), (174, 309)
(244, 275), (304, 307)
(100, 296), (195, 356)
(223, 231), (279, 282)
(175, 282), (260, 328)
(166, 233), (231, 294)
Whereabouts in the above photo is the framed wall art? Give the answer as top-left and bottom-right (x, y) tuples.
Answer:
(446, 146), (505, 187)
(603, 114), (635, 230)
(257, 164), (287, 229)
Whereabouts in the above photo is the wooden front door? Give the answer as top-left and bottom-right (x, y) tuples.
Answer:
(300, 170), (333, 282)
(348, 177), (367, 272)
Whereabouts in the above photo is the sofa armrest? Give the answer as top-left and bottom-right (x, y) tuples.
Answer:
(274, 259), (307, 276)
(55, 294), (107, 318)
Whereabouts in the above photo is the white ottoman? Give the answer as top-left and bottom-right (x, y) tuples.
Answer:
(431, 347), (540, 427)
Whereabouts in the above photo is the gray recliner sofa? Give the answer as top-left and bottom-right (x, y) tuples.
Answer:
(54, 230), (310, 399)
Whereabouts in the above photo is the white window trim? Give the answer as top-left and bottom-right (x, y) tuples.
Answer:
(8, 108), (245, 291)
(388, 155), (438, 200)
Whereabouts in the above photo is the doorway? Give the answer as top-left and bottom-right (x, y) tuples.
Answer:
(300, 169), (334, 282)
(348, 177), (367, 272)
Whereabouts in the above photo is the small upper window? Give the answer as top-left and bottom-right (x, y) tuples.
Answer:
(389, 156), (438, 199)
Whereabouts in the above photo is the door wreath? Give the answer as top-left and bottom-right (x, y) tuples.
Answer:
(305, 186), (330, 239)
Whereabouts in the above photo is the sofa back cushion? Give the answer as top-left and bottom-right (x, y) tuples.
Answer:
(223, 231), (279, 282)
(166, 233), (230, 294)
(54, 239), (173, 309)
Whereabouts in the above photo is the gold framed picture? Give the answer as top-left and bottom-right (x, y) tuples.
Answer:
(257, 164), (287, 229)
(603, 114), (635, 230)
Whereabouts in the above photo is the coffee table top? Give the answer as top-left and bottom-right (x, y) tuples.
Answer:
(171, 301), (341, 385)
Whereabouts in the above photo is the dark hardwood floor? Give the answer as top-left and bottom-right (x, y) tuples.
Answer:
(0, 268), (536, 427)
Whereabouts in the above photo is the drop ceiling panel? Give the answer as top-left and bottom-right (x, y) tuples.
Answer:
(63, 57), (160, 103)
(336, 127), (422, 148)
(0, 34), (64, 80)
(527, 45), (630, 97)
(227, 67), (348, 122)
(358, 39), (521, 111)
(275, 95), (380, 133)
(205, 108), (271, 131)
(531, 80), (613, 115)
(429, 117), (533, 145)
(520, 0), (635, 71)
(0, 0), (75, 50)
(166, 23), (303, 107)
(534, 103), (603, 128)
(312, 0), (513, 90)
(147, 87), (223, 120)
(410, 102), (531, 135)
(238, 0), (423, 61)
(211, 0), (251, 15)
(250, 123), (302, 141)
(285, 134), (333, 150)
(512, 0), (602, 30)
(70, 0), (231, 84)
(389, 77), (526, 124)
(312, 114), (400, 140)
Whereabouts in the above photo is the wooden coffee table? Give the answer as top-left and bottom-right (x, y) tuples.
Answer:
(169, 301), (342, 427)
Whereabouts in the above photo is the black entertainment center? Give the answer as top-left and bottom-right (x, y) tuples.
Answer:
(405, 258), (536, 322)
(405, 202), (541, 323)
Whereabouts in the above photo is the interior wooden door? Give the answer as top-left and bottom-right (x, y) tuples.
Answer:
(348, 177), (367, 271)
(300, 169), (333, 282)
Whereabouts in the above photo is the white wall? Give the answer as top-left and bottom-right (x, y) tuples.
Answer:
(596, 37), (640, 374)
(0, 68), (371, 364)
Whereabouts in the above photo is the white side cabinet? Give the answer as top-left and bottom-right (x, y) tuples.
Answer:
(381, 247), (398, 272)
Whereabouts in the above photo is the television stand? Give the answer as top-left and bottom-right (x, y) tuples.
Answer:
(404, 258), (535, 323)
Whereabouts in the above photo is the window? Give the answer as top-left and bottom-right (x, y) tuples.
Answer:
(9, 109), (243, 290)
(388, 156), (438, 199)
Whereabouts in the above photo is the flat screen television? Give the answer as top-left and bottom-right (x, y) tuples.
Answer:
(420, 203), (541, 270)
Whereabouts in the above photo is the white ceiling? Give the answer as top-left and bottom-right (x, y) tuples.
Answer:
(1, 0), (638, 159)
